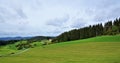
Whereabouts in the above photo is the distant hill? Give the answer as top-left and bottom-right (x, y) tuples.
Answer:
(0, 36), (55, 41)
(0, 36), (55, 46)
(27, 36), (55, 42)
(0, 37), (32, 41)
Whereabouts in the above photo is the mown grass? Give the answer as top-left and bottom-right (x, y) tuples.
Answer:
(0, 35), (120, 63)
(50, 35), (120, 46)
(78, 35), (120, 42)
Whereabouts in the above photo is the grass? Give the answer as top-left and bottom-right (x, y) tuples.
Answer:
(0, 40), (43, 56)
(0, 41), (30, 56)
(78, 35), (120, 42)
(0, 43), (17, 55)
(0, 35), (120, 63)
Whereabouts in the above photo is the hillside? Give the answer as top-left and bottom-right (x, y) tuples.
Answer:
(53, 18), (120, 43)
(0, 35), (120, 63)
(74, 35), (120, 42)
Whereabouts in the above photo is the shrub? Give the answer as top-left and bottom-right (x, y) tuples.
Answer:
(11, 52), (15, 54)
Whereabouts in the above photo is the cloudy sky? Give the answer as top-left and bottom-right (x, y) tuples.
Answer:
(0, 0), (120, 37)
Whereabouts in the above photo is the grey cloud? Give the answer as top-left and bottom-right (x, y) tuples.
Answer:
(15, 8), (27, 19)
(70, 18), (86, 28)
(0, 15), (5, 22)
(45, 30), (63, 36)
(0, 6), (27, 23)
(46, 15), (69, 27)
(93, 7), (120, 23)
(0, 7), (11, 22)
(97, 0), (120, 9)
(0, 31), (21, 37)
(108, 7), (120, 18)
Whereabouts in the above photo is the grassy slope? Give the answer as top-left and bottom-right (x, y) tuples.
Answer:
(0, 43), (18, 55)
(0, 41), (29, 56)
(0, 35), (120, 63)
(78, 35), (120, 42)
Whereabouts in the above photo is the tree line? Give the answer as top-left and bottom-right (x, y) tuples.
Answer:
(52, 18), (120, 43)
(0, 40), (20, 46)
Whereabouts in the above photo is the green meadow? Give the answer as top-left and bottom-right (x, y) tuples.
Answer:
(0, 35), (120, 63)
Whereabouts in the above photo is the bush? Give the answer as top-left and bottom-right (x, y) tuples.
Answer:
(17, 46), (23, 50)
(11, 52), (15, 54)
(34, 44), (37, 46)
(0, 55), (2, 57)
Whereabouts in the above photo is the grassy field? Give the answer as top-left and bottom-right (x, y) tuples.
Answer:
(0, 41), (42, 56)
(78, 35), (120, 42)
(0, 42), (18, 55)
(0, 35), (120, 63)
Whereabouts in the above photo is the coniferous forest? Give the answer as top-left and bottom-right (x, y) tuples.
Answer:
(53, 18), (120, 43)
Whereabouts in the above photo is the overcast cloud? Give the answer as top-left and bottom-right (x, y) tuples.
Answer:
(0, 0), (120, 37)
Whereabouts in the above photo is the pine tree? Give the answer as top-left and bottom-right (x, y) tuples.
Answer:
(104, 21), (112, 35)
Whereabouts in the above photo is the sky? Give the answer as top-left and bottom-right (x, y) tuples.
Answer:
(0, 0), (120, 37)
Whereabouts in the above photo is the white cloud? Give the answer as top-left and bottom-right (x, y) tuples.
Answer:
(0, 0), (120, 37)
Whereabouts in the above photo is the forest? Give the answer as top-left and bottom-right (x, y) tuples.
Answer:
(53, 18), (120, 42)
